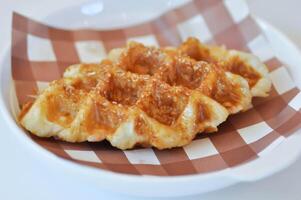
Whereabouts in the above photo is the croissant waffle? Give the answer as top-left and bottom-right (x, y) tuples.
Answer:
(19, 38), (271, 150)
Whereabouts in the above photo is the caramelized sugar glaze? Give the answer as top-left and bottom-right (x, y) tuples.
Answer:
(18, 37), (271, 149)
(179, 37), (262, 88)
(114, 42), (250, 113)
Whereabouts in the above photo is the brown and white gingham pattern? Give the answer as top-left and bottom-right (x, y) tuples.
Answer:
(11, 0), (301, 176)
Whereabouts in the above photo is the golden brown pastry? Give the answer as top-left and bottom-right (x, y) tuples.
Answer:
(19, 38), (271, 150)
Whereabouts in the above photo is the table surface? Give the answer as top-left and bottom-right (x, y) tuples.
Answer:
(1, 0), (301, 199)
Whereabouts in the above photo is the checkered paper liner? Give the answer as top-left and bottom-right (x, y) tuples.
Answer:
(11, 0), (301, 176)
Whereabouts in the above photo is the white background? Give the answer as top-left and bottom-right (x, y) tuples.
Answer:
(0, 0), (301, 199)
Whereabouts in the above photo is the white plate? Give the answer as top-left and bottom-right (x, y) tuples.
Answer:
(0, 0), (301, 197)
